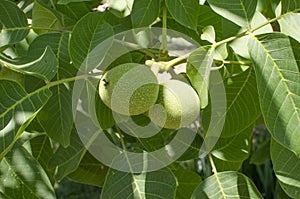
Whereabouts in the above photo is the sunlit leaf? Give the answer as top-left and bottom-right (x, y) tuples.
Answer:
(109, 0), (134, 17)
(229, 11), (273, 59)
(279, 13), (300, 43)
(201, 25), (216, 44)
(248, 33), (300, 156)
(191, 171), (263, 198)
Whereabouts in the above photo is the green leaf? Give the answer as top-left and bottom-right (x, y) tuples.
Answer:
(220, 69), (260, 137)
(202, 69), (260, 140)
(212, 125), (253, 165)
(32, 0), (63, 34)
(165, 0), (199, 31)
(0, 144), (55, 199)
(0, 46), (58, 81)
(101, 167), (177, 199)
(0, 0), (29, 48)
(0, 80), (51, 161)
(29, 135), (54, 178)
(281, 0), (300, 13)
(271, 139), (300, 198)
(207, 0), (257, 28)
(131, 0), (161, 28)
(248, 33), (300, 156)
(209, 125), (253, 171)
(69, 12), (114, 71)
(177, 133), (203, 161)
(191, 171), (263, 198)
(197, 5), (223, 41)
(56, 1), (100, 22)
(167, 18), (201, 43)
(38, 85), (73, 147)
(187, 46), (214, 109)
(104, 13), (133, 33)
(140, 128), (171, 151)
(49, 129), (86, 180)
(28, 32), (76, 78)
(68, 152), (108, 187)
(279, 13), (300, 43)
(171, 165), (202, 199)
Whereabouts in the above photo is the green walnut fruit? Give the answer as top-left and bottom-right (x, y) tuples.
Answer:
(99, 63), (159, 115)
(148, 79), (200, 129)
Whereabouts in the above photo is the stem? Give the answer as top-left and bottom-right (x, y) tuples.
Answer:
(114, 39), (157, 59)
(31, 72), (101, 98)
(162, 4), (168, 54)
(208, 154), (217, 174)
(213, 32), (246, 48)
(165, 55), (187, 70)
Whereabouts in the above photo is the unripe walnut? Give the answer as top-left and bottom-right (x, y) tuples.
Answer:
(148, 79), (200, 129)
(99, 63), (159, 115)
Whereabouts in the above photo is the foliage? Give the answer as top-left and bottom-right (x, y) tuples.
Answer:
(0, 0), (299, 198)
